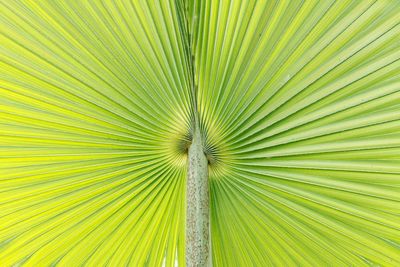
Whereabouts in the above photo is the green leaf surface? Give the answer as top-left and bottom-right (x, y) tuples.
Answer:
(1, 0), (399, 266)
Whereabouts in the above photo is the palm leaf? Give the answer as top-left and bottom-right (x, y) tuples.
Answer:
(1, 0), (399, 266)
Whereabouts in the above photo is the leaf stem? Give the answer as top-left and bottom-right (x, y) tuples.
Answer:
(186, 121), (210, 267)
